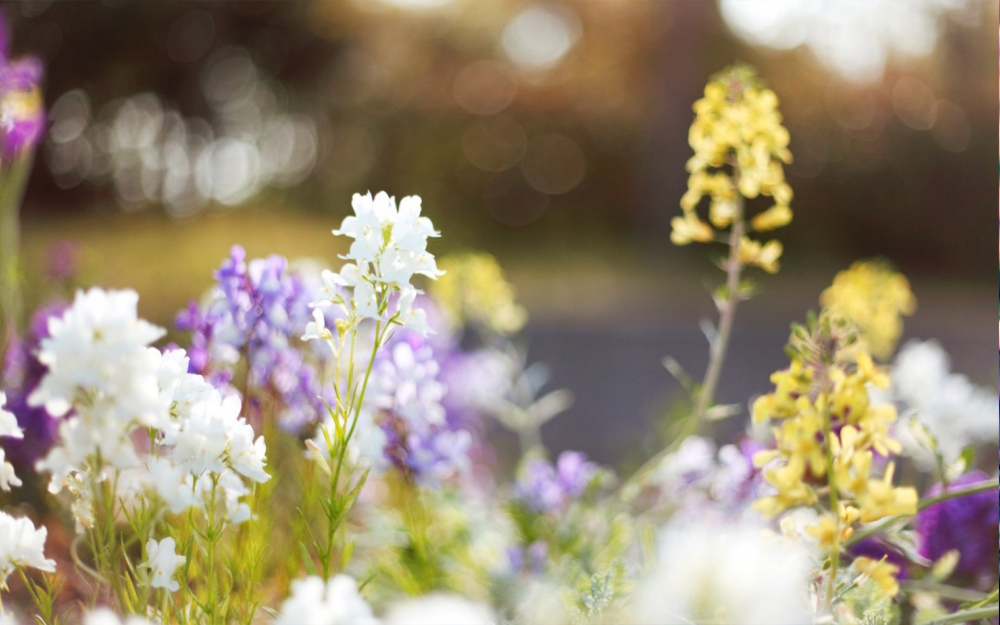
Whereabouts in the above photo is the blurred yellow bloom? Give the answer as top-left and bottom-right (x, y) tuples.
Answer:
(670, 213), (714, 245)
(431, 253), (526, 335)
(737, 236), (782, 273)
(853, 556), (901, 597)
(751, 204), (792, 231)
(820, 261), (916, 359)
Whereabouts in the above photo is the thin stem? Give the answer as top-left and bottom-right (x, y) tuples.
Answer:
(820, 367), (839, 614)
(691, 214), (745, 422)
(0, 152), (33, 362)
(899, 580), (989, 603)
(920, 605), (999, 625)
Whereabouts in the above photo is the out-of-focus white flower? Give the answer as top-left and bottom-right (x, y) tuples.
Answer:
(143, 537), (185, 592)
(0, 392), (22, 438)
(82, 608), (156, 625)
(634, 520), (812, 625)
(146, 457), (199, 514)
(274, 575), (378, 625)
(0, 448), (20, 491)
(0, 511), (56, 585)
(885, 340), (999, 467)
(384, 594), (495, 625)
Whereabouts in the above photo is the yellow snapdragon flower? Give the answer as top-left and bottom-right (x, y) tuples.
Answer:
(431, 253), (526, 335)
(853, 556), (901, 597)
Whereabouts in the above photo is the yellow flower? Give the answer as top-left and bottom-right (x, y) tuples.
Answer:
(820, 261), (916, 359)
(738, 237), (783, 273)
(755, 457), (817, 517)
(858, 462), (918, 523)
(670, 212), (714, 245)
(751, 204), (793, 231)
(853, 556), (901, 597)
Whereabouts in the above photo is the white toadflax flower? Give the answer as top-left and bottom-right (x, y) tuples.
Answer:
(0, 392), (22, 438)
(0, 510), (57, 586)
(143, 537), (185, 591)
(884, 340), (999, 467)
(0, 392), (23, 492)
(634, 521), (812, 625)
(384, 595), (495, 625)
(274, 575), (379, 625)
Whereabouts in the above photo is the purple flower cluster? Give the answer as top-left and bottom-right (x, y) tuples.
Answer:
(0, 12), (45, 157)
(915, 471), (999, 580)
(515, 451), (598, 514)
(176, 246), (328, 431)
(372, 330), (473, 486)
(0, 301), (65, 471)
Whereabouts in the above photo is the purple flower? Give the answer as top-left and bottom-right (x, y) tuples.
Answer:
(0, 13), (45, 157)
(45, 239), (82, 281)
(175, 246), (329, 431)
(0, 300), (66, 471)
(516, 451), (598, 514)
(916, 471), (999, 579)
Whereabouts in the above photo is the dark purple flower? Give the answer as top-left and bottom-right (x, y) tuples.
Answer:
(916, 471), (999, 579)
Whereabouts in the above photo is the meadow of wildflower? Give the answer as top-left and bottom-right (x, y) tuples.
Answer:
(0, 4), (997, 625)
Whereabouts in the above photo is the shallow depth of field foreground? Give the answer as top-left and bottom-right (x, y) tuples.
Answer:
(0, 2), (997, 624)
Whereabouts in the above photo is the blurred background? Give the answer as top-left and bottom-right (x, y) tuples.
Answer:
(7, 0), (997, 466)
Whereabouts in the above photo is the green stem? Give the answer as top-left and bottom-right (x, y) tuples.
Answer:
(899, 580), (989, 603)
(0, 152), (34, 363)
(920, 605), (999, 625)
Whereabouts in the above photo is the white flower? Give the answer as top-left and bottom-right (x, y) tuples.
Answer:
(0, 448), (20, 491)
(274, 575), (379, 625)
(887, 340), (999, 466)
(29, 288), (165, 424)
(384, 594), (495, 625)
(634, 521), (812, 625)
(83, 607), (156, 625)
(145, 457), (199, 514)
(303, 308), (332, 342)
(0, 392), (22, 438)
(0, 511), (57, 585)
(144, 537), (185, 592)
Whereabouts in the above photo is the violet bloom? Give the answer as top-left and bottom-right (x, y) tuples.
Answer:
(916, 471), (999, 579)
(0, 13), (44, 157)
(176, 246), (327, 431)
(0, 300), (66, 471)
(516, 451), (598, 514)
(45, 239), (82, 282)
(372, 329), (473, 486)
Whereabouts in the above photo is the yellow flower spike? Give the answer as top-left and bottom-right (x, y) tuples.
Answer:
(857, 404), (902, 457)
(853, 556), (901, 598)
(756, 459), (817, 517)
(432, 253), (527, 335)
(752, 448), (781, 469)
(751, 204), (793, 232)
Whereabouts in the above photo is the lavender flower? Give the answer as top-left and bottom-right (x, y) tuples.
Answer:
(915, 470), (999, 579)
(515, 451), (598, 514)
(176, 246), (328, 431)
(0, 12), (45, 157)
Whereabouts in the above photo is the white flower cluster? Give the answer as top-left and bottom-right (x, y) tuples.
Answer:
(305, 192), (443, 343)
(0, 510), (56, 588)
(82, 608), (157, 625)
(883, 340), (999, 467)
(274, 575), (378, 625)
(274, 574), (496, 625)
(0, 393), (24, 491)
(634, 520), (812, 625)
(29, 289), (269, 535)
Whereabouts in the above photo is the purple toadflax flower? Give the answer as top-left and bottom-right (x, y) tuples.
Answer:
(915, 470), (999, 580)
(0, 11), (45, 157)
(176, 246), (329, 431)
